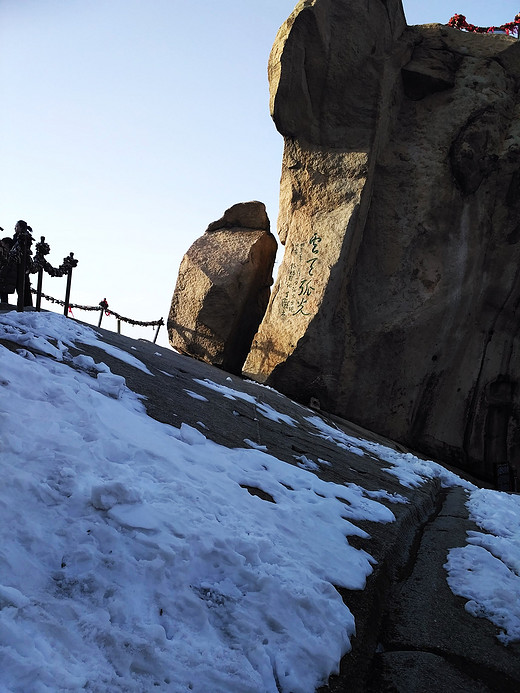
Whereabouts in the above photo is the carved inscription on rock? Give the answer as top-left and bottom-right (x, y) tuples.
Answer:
(280, 232), (322, 318)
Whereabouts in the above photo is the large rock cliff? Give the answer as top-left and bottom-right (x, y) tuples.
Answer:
(244, 0), (520, 487)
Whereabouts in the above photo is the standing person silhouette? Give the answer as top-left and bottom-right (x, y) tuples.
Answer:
(12, 220), (34, 308)
(0, 234), (17, 303)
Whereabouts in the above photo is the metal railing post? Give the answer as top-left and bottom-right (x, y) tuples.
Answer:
(36, 268), (43, 311)
(63, 253), (75, 317)
(98, 298), (108, 327)
(35, 236), (45, 311)
(153, 318), (164, 344)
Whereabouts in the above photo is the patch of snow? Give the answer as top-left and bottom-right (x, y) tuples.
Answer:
(244, 439), (268, 451)
(179, 423), (206, 446)
(445, 489), (520, 644)
(195, 378), (297, 426)
(256, 401), (297, 427)
(184, 389), (209, 402)
(96, 372), (127, 399)
(0, 584), (31, 610)
(194, 378), (253, 402)
(83, 339), (153, 375)
(91, 481), (143, 511)
(306, 414), (475, 491)
(71, 353), (109, 373)
(295, 455), (319, 471)
(0, 311), (153, 374)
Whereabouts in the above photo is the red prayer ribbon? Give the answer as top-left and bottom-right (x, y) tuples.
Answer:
(448, 14), (520, 37)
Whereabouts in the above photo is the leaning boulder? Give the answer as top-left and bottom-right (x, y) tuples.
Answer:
(168, 202), (277, 374)
(244, 0), (520, 487)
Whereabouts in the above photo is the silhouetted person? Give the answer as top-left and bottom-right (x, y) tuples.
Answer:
(0, 236), (17, 303)
(12, 220), (33, 308)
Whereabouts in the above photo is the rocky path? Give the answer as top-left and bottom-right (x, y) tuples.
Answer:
(2, 307), (519, 691)
(370, 487), (520, 692)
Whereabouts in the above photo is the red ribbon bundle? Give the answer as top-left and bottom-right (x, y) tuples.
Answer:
(448, 13), (520, 36)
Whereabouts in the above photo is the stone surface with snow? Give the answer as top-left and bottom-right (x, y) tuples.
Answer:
(0, 309), (519, 691)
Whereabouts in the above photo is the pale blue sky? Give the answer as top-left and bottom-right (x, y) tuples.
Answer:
(1, 0), (518, 346)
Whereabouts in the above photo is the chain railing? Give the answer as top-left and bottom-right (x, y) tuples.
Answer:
(33, 292), (165, 343)
(1, 221), (164, 343)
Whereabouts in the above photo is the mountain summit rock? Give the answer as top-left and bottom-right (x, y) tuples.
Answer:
(244, 0), (520, 487)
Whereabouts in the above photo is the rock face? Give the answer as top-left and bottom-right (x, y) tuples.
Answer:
(168, 202), (277, 375)
(244, 0), (520, 487)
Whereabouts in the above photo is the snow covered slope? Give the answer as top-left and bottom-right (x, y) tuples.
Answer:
(0, 311), (519, 692)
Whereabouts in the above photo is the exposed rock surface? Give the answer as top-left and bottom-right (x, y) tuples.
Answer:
(244, 0), (520, 487)
(205, 201), (270, 233)
(168, 201), (277, 374)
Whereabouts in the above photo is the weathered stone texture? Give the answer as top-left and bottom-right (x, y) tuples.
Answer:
(244, 0), (520, 486)
(168, 202), (277, 374)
